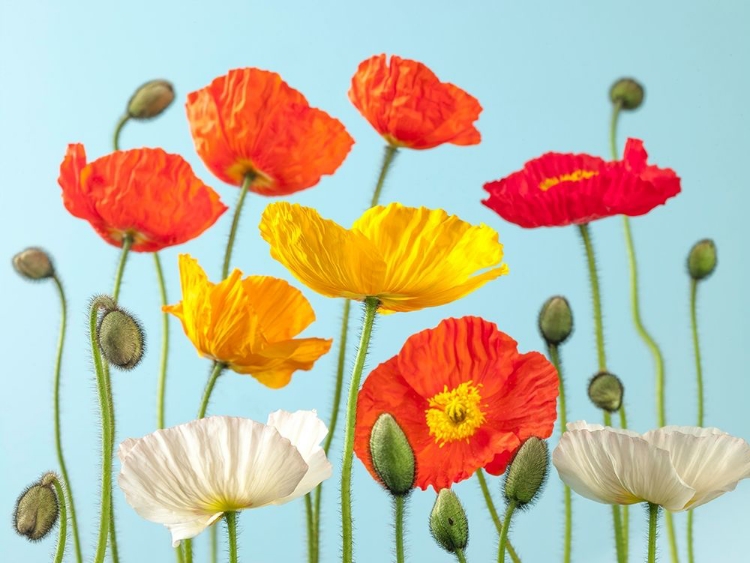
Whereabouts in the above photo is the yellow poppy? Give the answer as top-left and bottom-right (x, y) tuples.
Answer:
(164, 254), (332, 388)
(259, 202), (509, 313)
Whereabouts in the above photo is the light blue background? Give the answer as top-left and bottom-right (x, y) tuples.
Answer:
(1, 1), (748, 561)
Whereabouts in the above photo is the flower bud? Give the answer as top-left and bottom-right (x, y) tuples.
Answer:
(504, 437), (549, 509)
(369, 413), (415, 496)
(687, 239), (717, 281)
(538, 296), (573, 345)
(14, 473), (59, 541)
(609, 78), (645, 110)
(429, 489), (469, 553)
(97, 308), (145, 370)
(588, 371), (624, 413)
(127, 79), (175, 120)
(12, 247), (55, 281)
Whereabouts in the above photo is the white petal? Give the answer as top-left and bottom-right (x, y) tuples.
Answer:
(643, 426), (750, 510)
(118, 438), (138, 461)
(267, 410), (333, 504)
(118, 416), (309, 545)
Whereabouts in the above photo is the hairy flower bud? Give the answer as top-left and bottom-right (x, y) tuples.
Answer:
(369, 413), (416, 496)
(538, 296), (573, 345)
(687, 239), (717, 281)
(429, 489), (469, 553)
(610, 78), (645, 110)
(12, 247), (55, 281)
(504, 437), (549, 509)
(127, 79), (175, 120)
(14, 473), (59, 541)
(97, 308), (145, 370)
(588, 371), (624, 413)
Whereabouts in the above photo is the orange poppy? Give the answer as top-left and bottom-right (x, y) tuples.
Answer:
(186, 68), (354, 195)
(355, 316), (558, 490)
(348, 54), (482, 149)
(58, 144), (227, 252)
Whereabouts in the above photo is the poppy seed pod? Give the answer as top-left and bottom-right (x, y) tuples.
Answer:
(429, 489), (469, 553)
(504, 437), (550, 509)
(14, 473), (60, 541)
(687, 239), (717, 281)
(127, 79), (175, 119)
(12, 247), (55, 281)
(538, 296), (573, 345)
(369, 413), (416, 496)
(97, 308), (145, 370)
(610, 78), (645, 110)
(588, 372), (624, 413)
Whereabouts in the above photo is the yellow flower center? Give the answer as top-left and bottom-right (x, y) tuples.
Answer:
(425, 382), (486, 446)
(226, 159), (273, 190)
(538, 169), (598, 191)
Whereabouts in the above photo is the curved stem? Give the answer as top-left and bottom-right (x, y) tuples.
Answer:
(52, 478), (68, 563)
(609, 101), (622, 161)
(113, 114), (129, 151)
(109, 512), (120, 562)
(305, 494), (315, 563)
(619, 407), (629, 563)
(498, 502), (517, 563)
(476, 469), (520, 563)
(602, 411), (624, 563)
(197, 362), (226, 419)
(51, 277), (83, 563)
(577, 224), (607, 371)
(395, 496), (406, 563)
(687, 278), (703, 563)
(226, 512), (239, 563)
(154, 253), (170, 429)
(112, 236), (133, 302)
(456, 549), (468, 563)
(222, 174), (254, 279)
(648, 503), (660, 563)
(341, 298), (379, 563)
(323, 299), (352, 457)
(370, 145), (398, 207)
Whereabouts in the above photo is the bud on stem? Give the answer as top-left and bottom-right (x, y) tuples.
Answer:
(14, 472), (60, 542)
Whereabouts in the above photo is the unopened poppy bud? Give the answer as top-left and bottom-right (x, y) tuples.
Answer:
(429, 489), (469, 553)
(588, 371), (624, 413)
(610, 78), (645, 110)
(538, 296), (573, 345)
(14, 473), (59, 541)
(97, 308), (145, 370)
(369, 413), (415, 496)
(12, 247), (54, 281)
(504, 437), (549, 509)
(127, 79), (175, 120)
(687, 239), (717, 281)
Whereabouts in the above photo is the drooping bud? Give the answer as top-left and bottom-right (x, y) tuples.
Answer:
(369, 413), (416, 496)
(609, 78), (645, 110)
(97, 307), (145, 370)
(503, 437), (549, 509)
(12, 247), (55, 281)
(538, 296), (573, 345)
(687, 239), (717, 281)
(429, 489), (469, 553)
(14, 473), (60, 541)
(588, 371), (624, 413)
(127, 79), (175, 120)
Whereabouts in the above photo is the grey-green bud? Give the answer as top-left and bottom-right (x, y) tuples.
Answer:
(127, 79), (175, 119)
(538, 296), (573, 345)
(97, 308), (145, 370)
(610, 78), (645, 110)
(369, 413), (415, 496)
(588, 371), (624, 413)
(14, 473), (59, 541)
(687, 239), (717, 281)
(504, 437), (549, 509)
(429, 489), (469, 553)
(12, 247), (55, 281)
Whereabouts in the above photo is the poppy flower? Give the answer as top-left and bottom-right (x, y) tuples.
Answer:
(349, 54), (482, 149)
(118, 411), (332, 546)
(354, 316), (559, 490)
(58, 144), (227, 252)
(186, 68), (354, 195)
(259, 202), (508, 313)
(163, 254), (332, 388)
(553, 422), (750, 511)
(482, 138), (681, 228)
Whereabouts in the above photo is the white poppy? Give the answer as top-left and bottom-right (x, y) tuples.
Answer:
(552, 421), (750, 511)
(118, 411), (332, 546)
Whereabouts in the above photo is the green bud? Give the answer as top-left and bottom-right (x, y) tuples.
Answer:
(504, 437), (549, 509)
(14, 473), (59, 541)
(687, 239), (717, 281)
(12, 247), (55, 281)
(127, 79), (175, 119)
(97, 308), (145, 370)
(538, 296), (573, 345)
(588, 371), (624, 413)
(610, 78), (645, 110)
(429, 489), (469, 553)
(369, 413), (415, 496)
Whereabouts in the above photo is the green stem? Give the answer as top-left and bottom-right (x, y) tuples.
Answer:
(305, 494), (315, 563)
(476, 469), (520, 563)
(619, 407), (629, 563)
(175, 545), (184, 563)
(51, 276), (83, 563)
(211, 526), (218, 563)
(687, 510), (695, 563)
(687, 278), (703, 563)
(197, 362), (226, 419)
(577, 224), (606, 371)
(226, 512), (239, 563)
(370, 145), (398, 207)
(52, 477), (68, 563)
(609, 101), (622, 161)
(341, 298), (379, 563)
(498, 502), (517, 563)
(182, 539), (193, 563)
(395, 496), (405, 563)
(456, 549), (468, 563)
(109, 511), (120, 562)
(154, 253), (170, 429)
(112, 236), (133, 302)
(602, 412), (625, 563)
(648, 503), (660, 563)
(222, 174), (254, 279)
(113, 114), (129, 151)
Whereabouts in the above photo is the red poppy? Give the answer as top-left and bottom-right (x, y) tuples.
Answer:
(58, 144), (227, 252)
(482, 138), (681, 228)
(354, 316), (558, 491)
(186, 68), (354, 196)
(348, 54), (482, 149)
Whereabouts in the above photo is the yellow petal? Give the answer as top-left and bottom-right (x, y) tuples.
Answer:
(241, 276), (315, 341)
(232, 337), (333, 388)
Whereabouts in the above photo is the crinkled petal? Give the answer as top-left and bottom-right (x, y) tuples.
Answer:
(240, 276), (317, 341)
